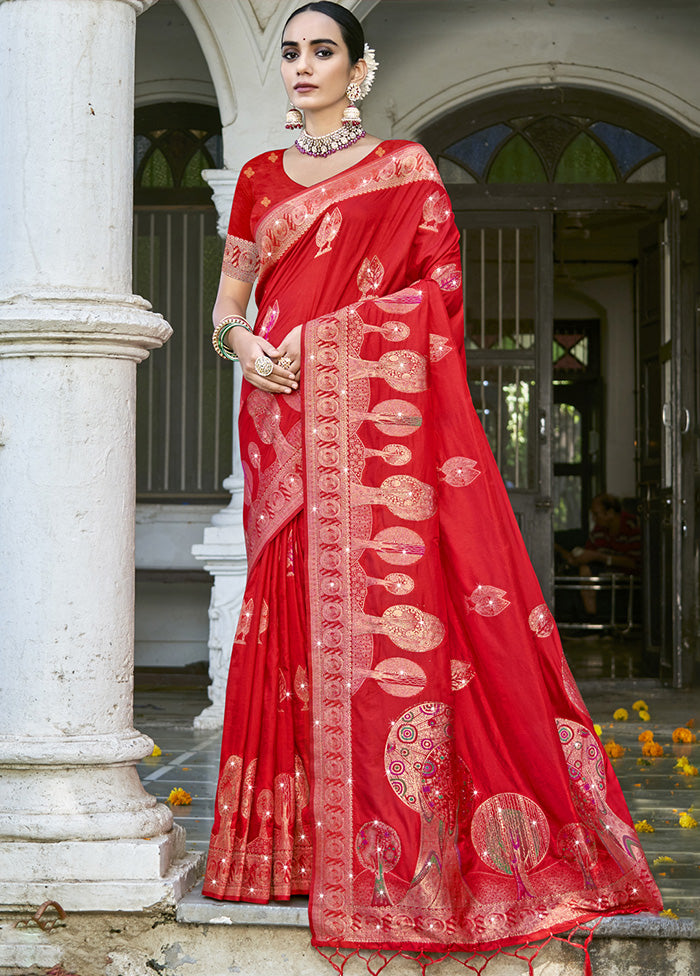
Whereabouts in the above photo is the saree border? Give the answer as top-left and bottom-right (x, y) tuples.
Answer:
(304, 306), (356, 944)
(257, 144), (442, 280)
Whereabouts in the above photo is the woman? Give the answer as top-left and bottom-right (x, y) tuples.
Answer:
(202, 1), (661, 966)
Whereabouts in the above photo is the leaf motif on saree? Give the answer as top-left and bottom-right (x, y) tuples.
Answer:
(528, 604), (555, 638)
(429, 334), (453, 362)
(418, 191), (453, 232)
(357, 255), (385, 296)
(431, 262), (462, 291)
(315, 207), (343, 257)
(438, 456), (480, 486)
(466, 584), (511, 616)
(259, 300), (279, 339)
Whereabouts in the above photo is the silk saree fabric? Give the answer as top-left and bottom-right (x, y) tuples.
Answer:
(203, 142), (661, 961)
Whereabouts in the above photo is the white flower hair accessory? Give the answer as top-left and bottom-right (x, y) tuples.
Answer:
(358, 44), (378, 100)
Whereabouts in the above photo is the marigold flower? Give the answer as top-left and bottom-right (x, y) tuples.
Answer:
(151, 744), (162, 757)
(642, 740), (664, 757)
(638, 730), (654, 743)
(672, 727), (697, 744)
(678, 812), (698, 829)
(613, 708), (628, 721)
(604, 740), (625, 759)
(687, 719), (696, 728)
(660, 908), (679, 919)
(675, 757), (698, 777)
(632, 700), (648, 712)
(653, 856), (676, 865)
(634, 820), (655, 833)
(638, 710), (651, 722)
(168, 788), (192, 806)
(593, 724), (603, 737)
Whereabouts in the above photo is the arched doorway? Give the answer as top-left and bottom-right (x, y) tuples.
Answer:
(420, 89), (698, 686)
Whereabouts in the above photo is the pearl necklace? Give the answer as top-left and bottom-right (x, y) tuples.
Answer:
(295, 125), (366, 158)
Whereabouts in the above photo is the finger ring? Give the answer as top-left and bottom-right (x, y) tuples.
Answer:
(254, 356), (274, 378)
(278, 356), (293, 370)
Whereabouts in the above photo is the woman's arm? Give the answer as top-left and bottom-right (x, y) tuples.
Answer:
(213, 273), (297, 395)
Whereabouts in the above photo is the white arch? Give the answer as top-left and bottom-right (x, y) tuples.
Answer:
(395, 64), (700, 141)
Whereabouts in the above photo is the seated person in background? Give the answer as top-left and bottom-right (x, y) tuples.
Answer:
(559, 493), (641, 615)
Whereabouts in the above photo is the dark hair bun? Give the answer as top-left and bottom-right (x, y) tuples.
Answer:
(283, 2), (365, 63)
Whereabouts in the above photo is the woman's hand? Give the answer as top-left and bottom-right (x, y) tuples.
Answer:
(275, 325), (302, 380)
(228, 328), (298, 394)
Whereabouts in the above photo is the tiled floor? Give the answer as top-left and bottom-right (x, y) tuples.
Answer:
(135, 636), (700, 916)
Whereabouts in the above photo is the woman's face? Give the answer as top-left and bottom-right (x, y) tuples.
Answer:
(281, 11), (363, 115)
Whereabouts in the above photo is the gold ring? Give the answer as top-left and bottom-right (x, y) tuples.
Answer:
(254, 355), (274, 378)
(278, 356), (293, 370)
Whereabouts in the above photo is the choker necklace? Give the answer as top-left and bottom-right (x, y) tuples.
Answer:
(295, 125), (366, 158)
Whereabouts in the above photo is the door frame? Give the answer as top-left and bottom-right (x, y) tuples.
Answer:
(445, 184), (695, 684)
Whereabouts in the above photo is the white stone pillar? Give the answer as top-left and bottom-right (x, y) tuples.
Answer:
(0, 0), (199, 911)
(192, 169), (248, 730)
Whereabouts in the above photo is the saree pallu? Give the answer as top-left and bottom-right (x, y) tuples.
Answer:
(203, 143), (661, 962)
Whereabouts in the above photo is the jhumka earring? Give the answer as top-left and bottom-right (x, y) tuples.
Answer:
(285, 105), (303, 129)
(342, 82), (363, 128)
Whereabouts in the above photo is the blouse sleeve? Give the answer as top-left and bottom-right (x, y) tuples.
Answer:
(222, 166), (260, 284)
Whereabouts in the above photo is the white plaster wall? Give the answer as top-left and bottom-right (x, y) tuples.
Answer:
(360, 0), (700, 139)
(136, 0), (217, 106)
(554, 275), (637, 498)
(171, 0), (700, 175)
(135, 580), (210, 667)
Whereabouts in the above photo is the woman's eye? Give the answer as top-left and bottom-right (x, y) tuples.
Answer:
(282, 50), (298, 61)
(316, 48), (333, 58)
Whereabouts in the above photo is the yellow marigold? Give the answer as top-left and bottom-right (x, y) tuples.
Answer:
(613, 708), (628, 721)
(642, 740), (664, 758)
(679, 812), (698, 829)
(639, 710), (651, 722)
(634, 820), (655, 833)
(660, 908), (679, 919)
(653, 856), (676, 865)
(593, 724), (603, 737)
(672, 727), (697, 744)
(675, 757), (698, 777)
(638, 730), (654, 743)
(604, 740), (625, 759)
(168, 788), (192, 806)
(632, 700), (648, 712)
(151, 744), (162, 757)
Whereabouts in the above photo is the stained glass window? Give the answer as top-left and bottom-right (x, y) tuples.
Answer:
(440, 116), (664, 185)
(134, 104), (223, 199)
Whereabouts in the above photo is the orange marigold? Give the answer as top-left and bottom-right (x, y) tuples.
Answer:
(642, 740), (664, 757)
(168, 788), (192, 806)
(605, 740), (625, 759)
(638, 730), (655, 743)
(672, 727), (697, 744)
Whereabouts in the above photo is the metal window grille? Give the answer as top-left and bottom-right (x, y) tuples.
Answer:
(133, 206), (231, 500)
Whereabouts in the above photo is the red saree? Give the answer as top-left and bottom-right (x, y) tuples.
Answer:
(203, 141), (661, 964)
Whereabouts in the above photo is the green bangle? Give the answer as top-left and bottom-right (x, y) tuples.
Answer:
(212, 316), (253, 362)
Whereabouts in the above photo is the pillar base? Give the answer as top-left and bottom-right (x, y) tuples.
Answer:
(0, 826), (202, 912)
(192, 477), (248, 730)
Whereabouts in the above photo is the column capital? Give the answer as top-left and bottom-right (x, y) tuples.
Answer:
(203, 168), (238, 239)
(0, 290), (171, 361)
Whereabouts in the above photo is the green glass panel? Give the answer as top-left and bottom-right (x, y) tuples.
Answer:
(182, 149), (209, 188)
(140, 148), (174, 188)
(555, 133), (616, 183)
(487, 135), (547, 184)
